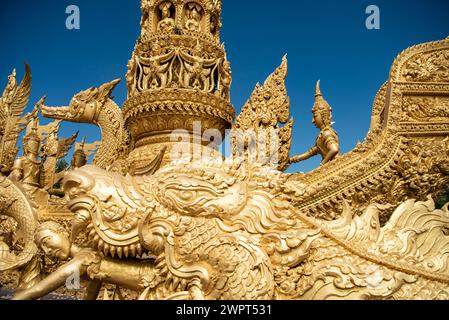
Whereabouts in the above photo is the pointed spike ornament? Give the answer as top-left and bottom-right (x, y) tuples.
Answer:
(315, 80), (323, 97)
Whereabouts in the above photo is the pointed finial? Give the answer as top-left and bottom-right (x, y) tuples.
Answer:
(79, 136), (86, 150)
(315, 80), (322, 97)
(282, 54), (288, 65)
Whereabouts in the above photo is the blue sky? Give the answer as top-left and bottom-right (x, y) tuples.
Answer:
(0, 0), (448, 172)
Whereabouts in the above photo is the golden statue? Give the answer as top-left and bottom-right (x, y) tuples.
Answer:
(289, 81), (340, 166)
(0, 69), (18, 107)
(0, 65), (32, 174)
(2, 0), (449, 300)
(185, 3), (202, 32)
(157, 2), (175, 33)
(9, 117), (42, 193)
(12, 221), (164, 301)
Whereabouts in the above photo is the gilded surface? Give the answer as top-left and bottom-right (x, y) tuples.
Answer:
(1, 0), (449, 300)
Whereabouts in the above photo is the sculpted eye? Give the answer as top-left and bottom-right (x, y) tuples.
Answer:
(179, 190), (194, 200)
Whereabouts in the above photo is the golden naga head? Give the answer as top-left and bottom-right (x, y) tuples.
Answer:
(40, 79), (121, 124)
(312, 80), (333, 128)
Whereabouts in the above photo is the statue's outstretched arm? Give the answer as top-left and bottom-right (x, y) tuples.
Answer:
(12, 259), (84, 300)
(289, 146), (319, 164)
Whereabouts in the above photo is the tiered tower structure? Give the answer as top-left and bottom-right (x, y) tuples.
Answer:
(123, 0), (234, 167)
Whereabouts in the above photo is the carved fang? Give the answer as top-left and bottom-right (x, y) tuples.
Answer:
(97, 240), (104, 251)
(136, 243), (143, 256)
(88, 228), (96, 240)
(110, 246), (117, 258)
(130, 244), (136, 257)
(103, 244), (110, 256)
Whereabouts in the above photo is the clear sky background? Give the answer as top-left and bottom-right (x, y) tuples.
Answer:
(0, 0), (448, 172)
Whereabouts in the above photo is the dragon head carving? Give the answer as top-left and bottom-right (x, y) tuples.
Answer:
(62, 161), (287, 299)
(40, 79), (131, 170)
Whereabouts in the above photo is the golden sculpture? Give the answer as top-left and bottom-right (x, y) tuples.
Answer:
(1, 0), (449, 300)
(0, 66), (31, 175)
(157, 2), (175, 33)
(12, 221), (163, 301)
(289, 81), (340, 166)
(71, 137), (100, 170)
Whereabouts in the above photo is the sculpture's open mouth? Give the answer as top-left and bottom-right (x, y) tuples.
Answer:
(40, 105), (72, 120)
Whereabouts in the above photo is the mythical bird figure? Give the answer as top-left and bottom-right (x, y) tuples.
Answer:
(0, 65), (32, 174)
(179, 42), (218, 91)
(138, 49), (176, 90)
(9, 117), (43, 195)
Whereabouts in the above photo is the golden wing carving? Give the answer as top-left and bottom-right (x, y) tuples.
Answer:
(57, 131), (79, 159)
(84, 142), (101, 157)
(37, 119), (61, 138)
(75, 140), (101, 157)
(8, 64), (32, 118)
(232, 56), (293, 170)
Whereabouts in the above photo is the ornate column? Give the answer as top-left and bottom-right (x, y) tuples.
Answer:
(124, 0), (234, 169)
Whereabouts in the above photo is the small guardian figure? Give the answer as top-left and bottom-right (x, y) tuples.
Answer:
(1, 69), (18, 107)
(185, 3), (202, 32)
(157, 2), (175, 33)
(218, 58), (232, 99)
(71, 137), (88, 169)
(9, 116), (43, 193)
